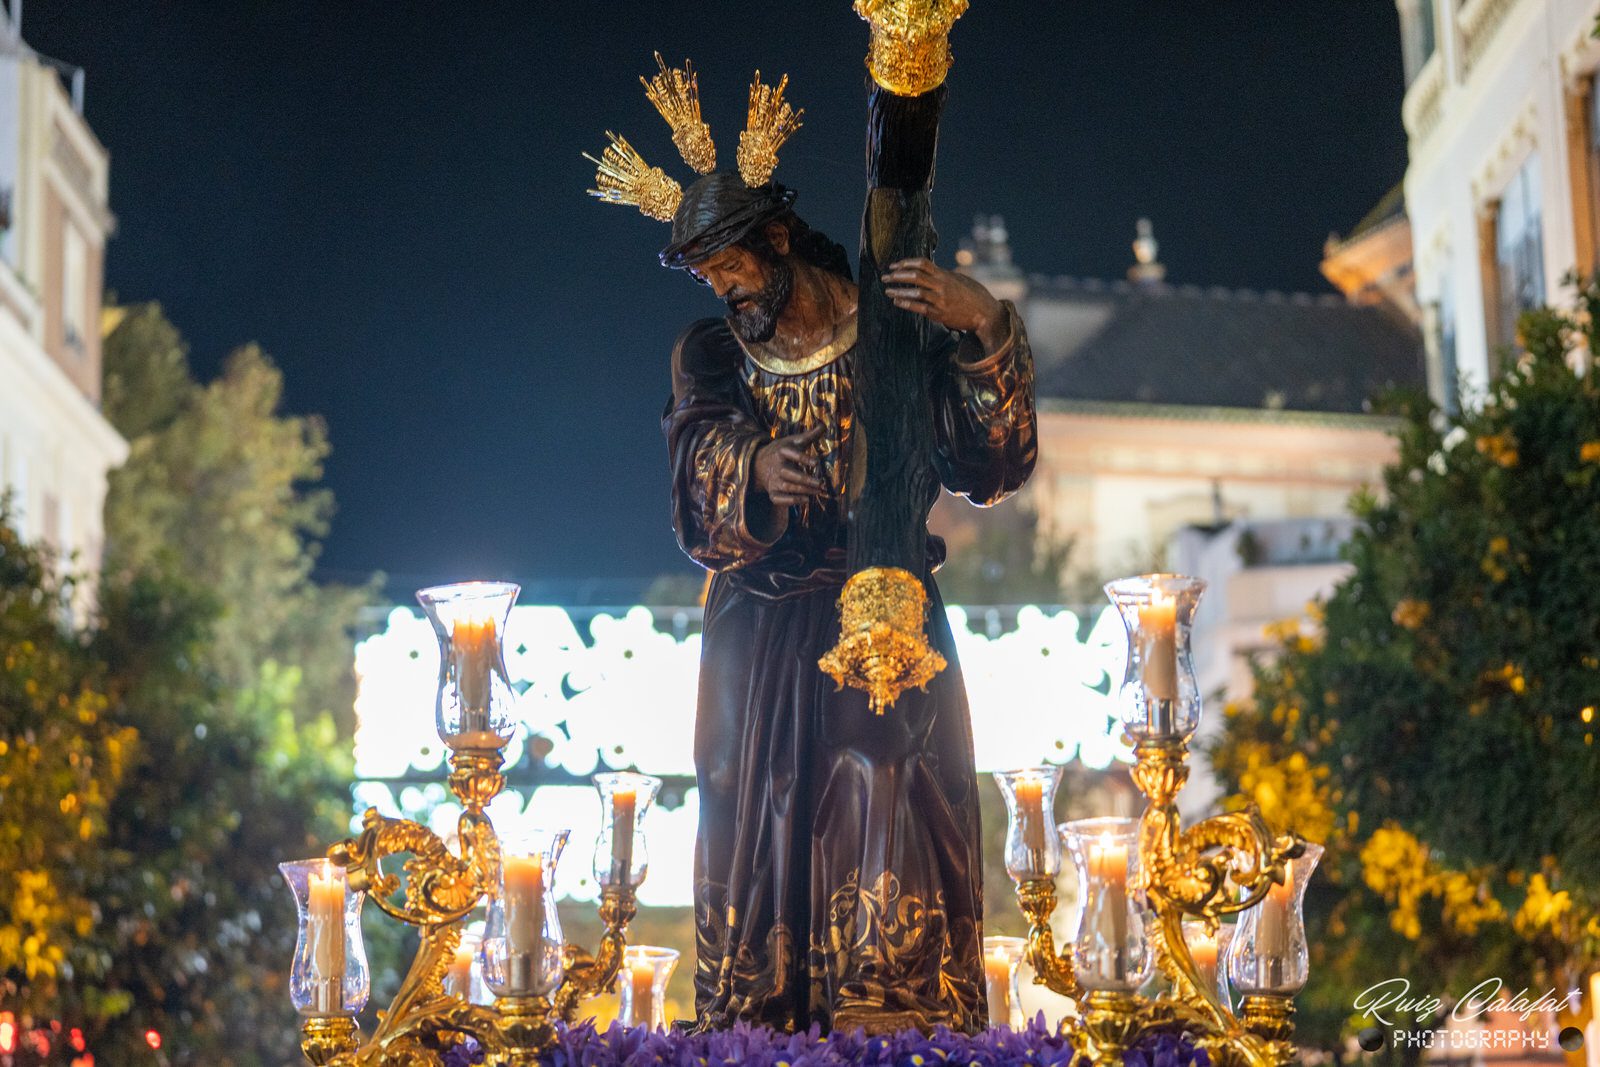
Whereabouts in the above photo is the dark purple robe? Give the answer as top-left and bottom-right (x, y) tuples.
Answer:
(661, 297), (1036, 1033)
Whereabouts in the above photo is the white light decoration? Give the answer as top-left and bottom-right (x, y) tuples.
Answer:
(352, 603), (1127, 908)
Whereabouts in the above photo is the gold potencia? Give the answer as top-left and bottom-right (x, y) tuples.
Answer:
(586, 56), (803, 222)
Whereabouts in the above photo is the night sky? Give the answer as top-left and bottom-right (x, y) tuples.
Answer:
(21, 2), (1406, 600)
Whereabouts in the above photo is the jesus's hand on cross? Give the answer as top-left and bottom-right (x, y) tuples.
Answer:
(881, 257), (1008, 353)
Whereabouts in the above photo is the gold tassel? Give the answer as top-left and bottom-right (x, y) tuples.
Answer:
(819, 566), (946, 715)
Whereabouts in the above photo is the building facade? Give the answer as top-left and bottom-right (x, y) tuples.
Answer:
(0, 7), (125, 568)
(1400, 0), (1600, 404)
(938, 218), (1424, 787)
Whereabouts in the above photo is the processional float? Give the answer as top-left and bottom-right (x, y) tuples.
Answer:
(276, 5), (1321, 1064)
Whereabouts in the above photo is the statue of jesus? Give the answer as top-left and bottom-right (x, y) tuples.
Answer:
(659, 91), (1037, 1031)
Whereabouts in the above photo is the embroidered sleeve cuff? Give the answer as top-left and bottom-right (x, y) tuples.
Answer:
(953, 301), (1019, 375)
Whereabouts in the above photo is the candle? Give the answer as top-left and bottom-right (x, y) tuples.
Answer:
(308, 864), (346, 1013)
(1138, 591), (1179, 717)
(444, 935), (476, 1000)
(1189, 929), (1219, 995)
(1089, 833), (1129, 888)
(1015, 776), (1047, 857)
(984, 948), (1014, 1026)
(611, 785), (637, 885)
(627, 957), (657, 1027)
(451, 616), (498, 744)
(1256, 866), (1292, 964)
(1091, 832), (1130, 968)
(503, 854), (545, 961)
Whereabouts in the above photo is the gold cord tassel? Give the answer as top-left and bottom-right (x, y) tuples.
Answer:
(737, 71), (804, 188)
(640, 53), (717, 175)
(584, 131), (683, 222)
(819, 567), (946, 715)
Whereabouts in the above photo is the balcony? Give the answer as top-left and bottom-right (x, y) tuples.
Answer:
(1402, 50), (1446, 146)
(1458, 0), (1523, 75)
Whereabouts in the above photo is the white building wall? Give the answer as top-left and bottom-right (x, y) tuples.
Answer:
(1404, 0), (1600, 397)
(0, 30), (125, 570)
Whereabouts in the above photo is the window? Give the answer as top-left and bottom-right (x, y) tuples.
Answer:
(41, 492), (59, 550)
(1416, 0), (1437, 66)
(1493, 154), (1545, 349)
(1427, 272), (1459, 413)
(1586, 80), (1600, 271)
(1402, 0), (1438, 84)
(61, 218), (87, 354)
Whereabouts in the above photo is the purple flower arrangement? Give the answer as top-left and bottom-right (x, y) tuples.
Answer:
(433, 1016), (1211, 1067)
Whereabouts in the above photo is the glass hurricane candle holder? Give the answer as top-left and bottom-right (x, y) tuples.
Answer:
(994, 766), (1064, 882)
(1226, 842), (1323, 996)
(1063, 817), (1150, 993)
(1213, 923), (1237, 1010)
(983, 935), (1027, 1030)
(416, 581), (520, 750)
(619, 945), (679, 1030)
(279, 859), (370, 1016)
(592, 772), (662, 890)
(1104, 574), (1206, 741)
(482, 829), (569, 998)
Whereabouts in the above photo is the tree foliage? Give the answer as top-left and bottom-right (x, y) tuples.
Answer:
(0, 304), (374, 1064)
(103, 307), (372, 729)
(1207, 284), (1600, 1052)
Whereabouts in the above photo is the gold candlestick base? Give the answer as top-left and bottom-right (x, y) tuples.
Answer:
(1081, 990), (1146, 1067)
(299, 1015), (360, 1066)
(1237, 995), (1296, 1044)
(494, 994), (558, 1066)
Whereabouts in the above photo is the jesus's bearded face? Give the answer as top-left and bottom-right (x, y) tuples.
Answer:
(685, 228), (797, 344)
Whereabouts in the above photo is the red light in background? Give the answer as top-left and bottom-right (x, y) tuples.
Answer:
(144, 1028), (162, 1050)
(0, 1012), (14, 1053)
(71, 1026), (87, 1051)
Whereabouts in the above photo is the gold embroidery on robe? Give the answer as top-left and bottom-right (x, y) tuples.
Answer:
(807, 869), (983, 1033)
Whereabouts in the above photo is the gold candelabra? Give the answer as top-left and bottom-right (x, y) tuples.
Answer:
(1001, 574), (1322, 1067)
(281, 582), (656, 1067)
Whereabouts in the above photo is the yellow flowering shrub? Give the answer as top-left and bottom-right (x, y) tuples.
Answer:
(1360, 824), (1506, 940)
(0, 522), (140, 1001)
(1204, 277), (1600, 1053)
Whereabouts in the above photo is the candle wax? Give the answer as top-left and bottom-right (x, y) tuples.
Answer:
(984, 950), (1014, 1025)
(1189, 933), (1219, 994)
(1256, 862), (1294, 961)
(1138, 592), (1179, 703)
(445, 939), (476, 999)
(452, 616), (497, 731)
(627, 958), (656, 1027)
(611, 786), (637, 884)
(1089, 834), (1130, 969)
(1015, 777), (1046, 854)
(504, 854), (545, 957)
(308, 865), (346, 1012)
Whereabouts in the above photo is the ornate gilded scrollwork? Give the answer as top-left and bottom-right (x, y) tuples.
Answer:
(299, 747), (640, 1066)
(1011, 732), (1307, 1067)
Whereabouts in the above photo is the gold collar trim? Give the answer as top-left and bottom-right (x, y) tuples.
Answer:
(732, 314), (857, 376)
